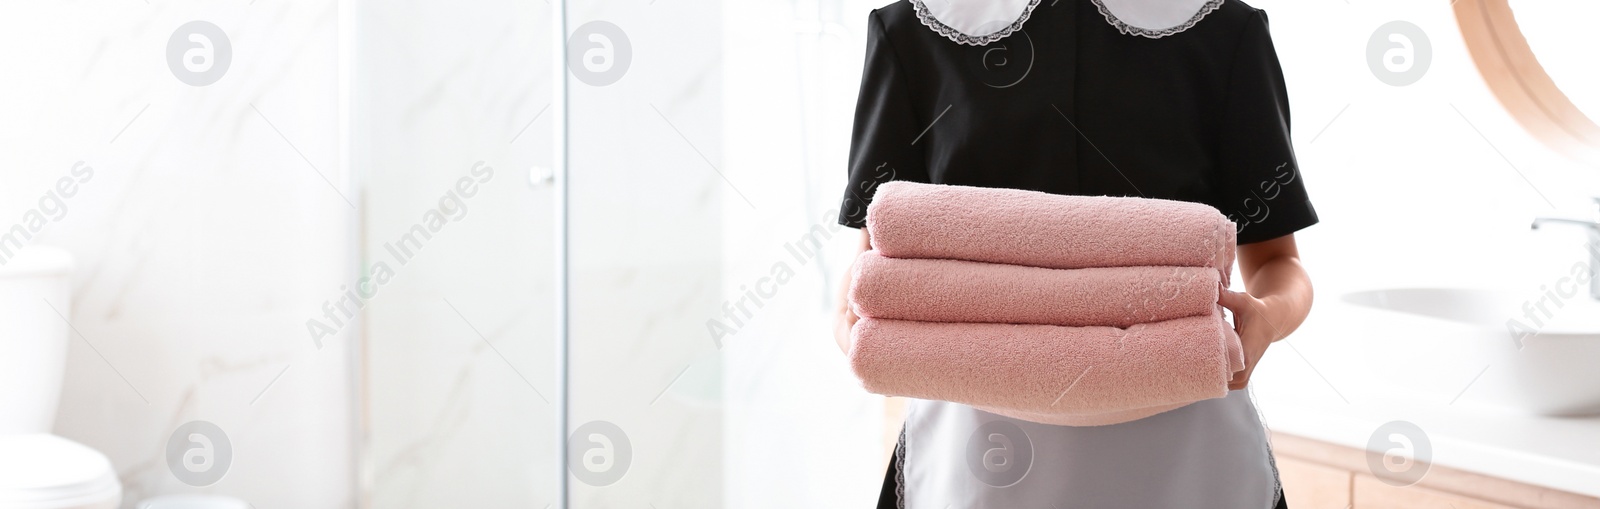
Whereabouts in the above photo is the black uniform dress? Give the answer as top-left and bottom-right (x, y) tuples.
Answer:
(836, 0), (1316, 507)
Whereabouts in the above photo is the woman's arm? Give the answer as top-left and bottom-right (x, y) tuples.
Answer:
(833, 229), (872, 354)
(1219, 233), (1313, 390)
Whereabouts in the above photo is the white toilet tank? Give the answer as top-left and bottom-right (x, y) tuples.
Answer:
(0, 246), (75, 434)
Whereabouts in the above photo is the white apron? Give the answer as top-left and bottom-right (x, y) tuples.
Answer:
(900, 389), (1281, 508)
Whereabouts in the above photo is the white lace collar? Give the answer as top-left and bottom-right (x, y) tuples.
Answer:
(1092, 0), (1224, 39)
(911, 0), (1040, 46)
(912, 0), (1225, 45)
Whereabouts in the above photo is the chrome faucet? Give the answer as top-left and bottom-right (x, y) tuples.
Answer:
(1532, 197), (1600, 301)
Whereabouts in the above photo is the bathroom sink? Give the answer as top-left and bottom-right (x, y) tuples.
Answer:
(1343, 288), (1600, 416)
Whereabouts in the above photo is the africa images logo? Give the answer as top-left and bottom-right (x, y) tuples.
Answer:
(568, 420), (633, 486)
(166, 420), (233, 487)
(167, 21), (232, 87)
(568, 21), (631, 87)
(966, 420), (1034, 488)
(1366, 21), (1430, 87)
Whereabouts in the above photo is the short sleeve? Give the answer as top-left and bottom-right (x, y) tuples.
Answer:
(837, 9), (932, 229)
(1213, 10), (1318, 245)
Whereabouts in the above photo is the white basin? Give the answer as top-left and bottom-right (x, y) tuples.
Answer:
(1343, 287), (1600, 416)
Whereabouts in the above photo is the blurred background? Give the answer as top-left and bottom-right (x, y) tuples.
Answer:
(1, 0), (1598, 508)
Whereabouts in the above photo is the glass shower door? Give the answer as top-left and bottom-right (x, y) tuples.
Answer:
(560, 0), (889, 507)
(561, 0), (725, 505)
(358, 1), (560, 507)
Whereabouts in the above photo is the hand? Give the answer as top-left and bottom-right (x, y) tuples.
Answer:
(833, 302), (860, 354)
(1218, 288), (1283, 391)
(833, 229), (872, 355)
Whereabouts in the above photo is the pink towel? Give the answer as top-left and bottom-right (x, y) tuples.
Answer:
(850, 250), (1221, 328)
(865, 181), (1237, 284)
(849, 310), (1242, 426)
(993, 308), (1244, 426)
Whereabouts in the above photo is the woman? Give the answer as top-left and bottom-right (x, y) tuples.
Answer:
(831, 0), (1316, 507)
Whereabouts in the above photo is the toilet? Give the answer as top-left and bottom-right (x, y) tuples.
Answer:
(0, 247), (121, 509)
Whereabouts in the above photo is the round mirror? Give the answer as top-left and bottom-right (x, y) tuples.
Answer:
(1455, 0), (1600, 165)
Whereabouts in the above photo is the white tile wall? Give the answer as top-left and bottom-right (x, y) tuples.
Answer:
(0, 1), (355, 507)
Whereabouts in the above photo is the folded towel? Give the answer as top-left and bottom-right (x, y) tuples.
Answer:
(1223, 305), (1245, 373)
(864, 181), (1237, 284)
(850, 250), (1221, 328)
(849, 310), (1240, 426)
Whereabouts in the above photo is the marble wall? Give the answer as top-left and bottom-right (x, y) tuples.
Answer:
(5, 0), (879, 506)
(358, 0), (730, 507)
(355, 0), (559, 507)
(359, 0), (892, 507)
(0, 1), (355, 507)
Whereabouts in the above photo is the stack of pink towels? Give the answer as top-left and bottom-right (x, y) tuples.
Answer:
(848, 182), (1245, 426)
